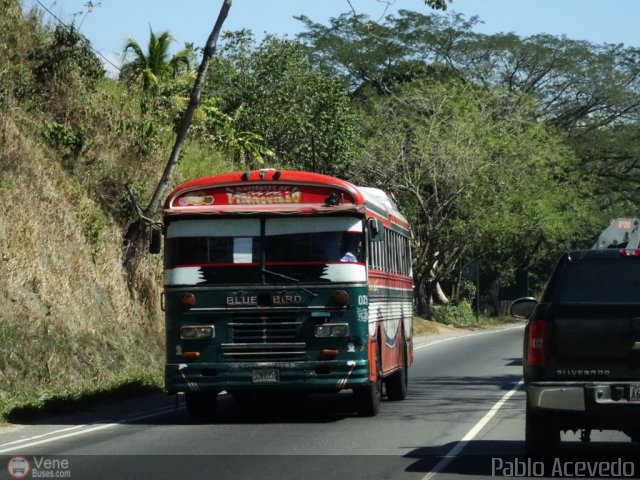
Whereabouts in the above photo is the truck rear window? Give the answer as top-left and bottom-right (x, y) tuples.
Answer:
(549, 260), (640, 303)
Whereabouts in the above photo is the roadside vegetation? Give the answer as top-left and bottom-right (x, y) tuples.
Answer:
(1, 0), (639, 420)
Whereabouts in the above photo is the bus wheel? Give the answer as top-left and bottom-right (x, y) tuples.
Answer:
(185, 391), (218, 422)
(354, 348), (382, 416)
(230, 392), (253, 406)
(385, 339), (408, 401)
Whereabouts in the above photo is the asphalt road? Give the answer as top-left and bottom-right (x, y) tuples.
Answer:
(1, 323), (638, 480)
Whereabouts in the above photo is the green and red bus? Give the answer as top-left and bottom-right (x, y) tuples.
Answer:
(152, 169), (413, 420)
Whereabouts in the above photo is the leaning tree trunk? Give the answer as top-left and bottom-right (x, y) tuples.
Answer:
(123, 0), (232, 265)
(413, 274), (432, 318)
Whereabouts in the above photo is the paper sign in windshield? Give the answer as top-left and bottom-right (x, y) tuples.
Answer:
(233, 237), (253, 263)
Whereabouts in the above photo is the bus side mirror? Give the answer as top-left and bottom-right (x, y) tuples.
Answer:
(367, 218), (384, 242)
(149, 228), (162, 254)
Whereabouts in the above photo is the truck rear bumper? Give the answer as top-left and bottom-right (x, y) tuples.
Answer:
(528, 382), (640, 415)
(528, 384), (585, 411)
(165, 359), (370, 393)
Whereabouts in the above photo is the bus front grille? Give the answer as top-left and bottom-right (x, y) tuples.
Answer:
(220, 342), (307, 361)
(224, 312), (306, 361)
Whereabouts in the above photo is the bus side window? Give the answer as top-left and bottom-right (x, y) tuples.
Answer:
(371, 240), (376, 269)
(383, 228), (390, 272)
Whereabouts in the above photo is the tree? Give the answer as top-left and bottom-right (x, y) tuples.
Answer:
(352, 79), (590, 315)
(205, 32), (361, 176)
(188, 98), (276, 166)
(298, 10), (640, 138)
(438, 32), (640, 214)
(296, 10), (475, 94)
(425, 0), (450, 9)
(298, 8), (640, 302)
(121, 28), (197, 157)
(31, 25), (104, 88)
(122, 28), (192, 93)
(28, 24), (104, 126)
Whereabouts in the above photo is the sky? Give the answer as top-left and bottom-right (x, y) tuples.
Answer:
(23, 0), (640, 78)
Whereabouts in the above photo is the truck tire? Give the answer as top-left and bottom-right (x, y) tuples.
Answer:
(525, 403), (560, 453)
(185, 391), (218, 422)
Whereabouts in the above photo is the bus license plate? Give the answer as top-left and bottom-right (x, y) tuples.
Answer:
(252, 369), (279, 383)
(630, 385), (640, 402)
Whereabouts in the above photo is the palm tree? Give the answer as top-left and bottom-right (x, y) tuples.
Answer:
(122, 28), (192, 93)
(121, 28), (194, 155)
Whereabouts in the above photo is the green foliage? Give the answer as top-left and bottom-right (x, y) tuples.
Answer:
(298, 9), (640, 312)
(0, 0), (46, 66)
(122, 29), (194, 93)
(433, 301), (476, 326)
(0, 365), (162, 421)
(2, 64), (36, 104)
(354, 78), (588, 314)
(298, 9), (640, 208)
(0, 173), (13, 193)
(82, 205), (107, 260)
(40, 121), (85, 169)
(30, 25), (104, 89)
(120, 28), (198, 157)
(426, 0), (451, 9)
(175, 142), (232, 183)
(296, 11), (470, 94)
(207, 33), (361, 176)
(0, 2), (43, 110)
(187, 98), (275, 166)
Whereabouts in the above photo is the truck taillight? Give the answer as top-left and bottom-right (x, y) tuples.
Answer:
(620, 249), (640, 257)
(527, 319), (547, 367)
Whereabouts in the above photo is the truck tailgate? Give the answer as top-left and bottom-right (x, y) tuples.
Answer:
(551, 304), (640, 378)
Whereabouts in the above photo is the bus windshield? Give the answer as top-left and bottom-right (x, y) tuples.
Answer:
(165, 217), (365, 285)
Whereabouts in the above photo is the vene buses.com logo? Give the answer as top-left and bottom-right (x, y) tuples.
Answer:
(7, 456), (30, 479)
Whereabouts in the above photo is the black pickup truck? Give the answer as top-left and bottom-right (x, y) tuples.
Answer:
(512, 248), (640, 452)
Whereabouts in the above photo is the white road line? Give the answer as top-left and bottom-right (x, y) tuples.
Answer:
(421, 379), (525, 480)
(414, 324), (524, 351)
(0, 405), (183, 453)
(0, 425), (86, 449)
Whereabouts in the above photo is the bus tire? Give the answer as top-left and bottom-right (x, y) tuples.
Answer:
(385, 338), (408, 401)
(229, 392), (253, 405)
(354, 347), (382, 416)
(185, 391), (218, 422)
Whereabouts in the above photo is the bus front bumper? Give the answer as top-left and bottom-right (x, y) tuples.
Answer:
(165, 359), (371, 394)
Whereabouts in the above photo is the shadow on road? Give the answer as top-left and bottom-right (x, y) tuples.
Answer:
(403, 439), (640, 476)
(170, 391), (357, 425)
(5, 390), (369, 427)
(5, 372), (525, 427)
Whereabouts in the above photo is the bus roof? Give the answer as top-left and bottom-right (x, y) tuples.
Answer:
(163, 169), (407, 226)
(358, 186), (406, 224)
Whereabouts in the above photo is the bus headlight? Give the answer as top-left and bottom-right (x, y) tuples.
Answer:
(180, 325), (215, 340)
(315, 323), (349, 337)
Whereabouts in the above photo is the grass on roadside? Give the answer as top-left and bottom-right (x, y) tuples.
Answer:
(0, 368), (162, 424)
(413, 313), (517, 337)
